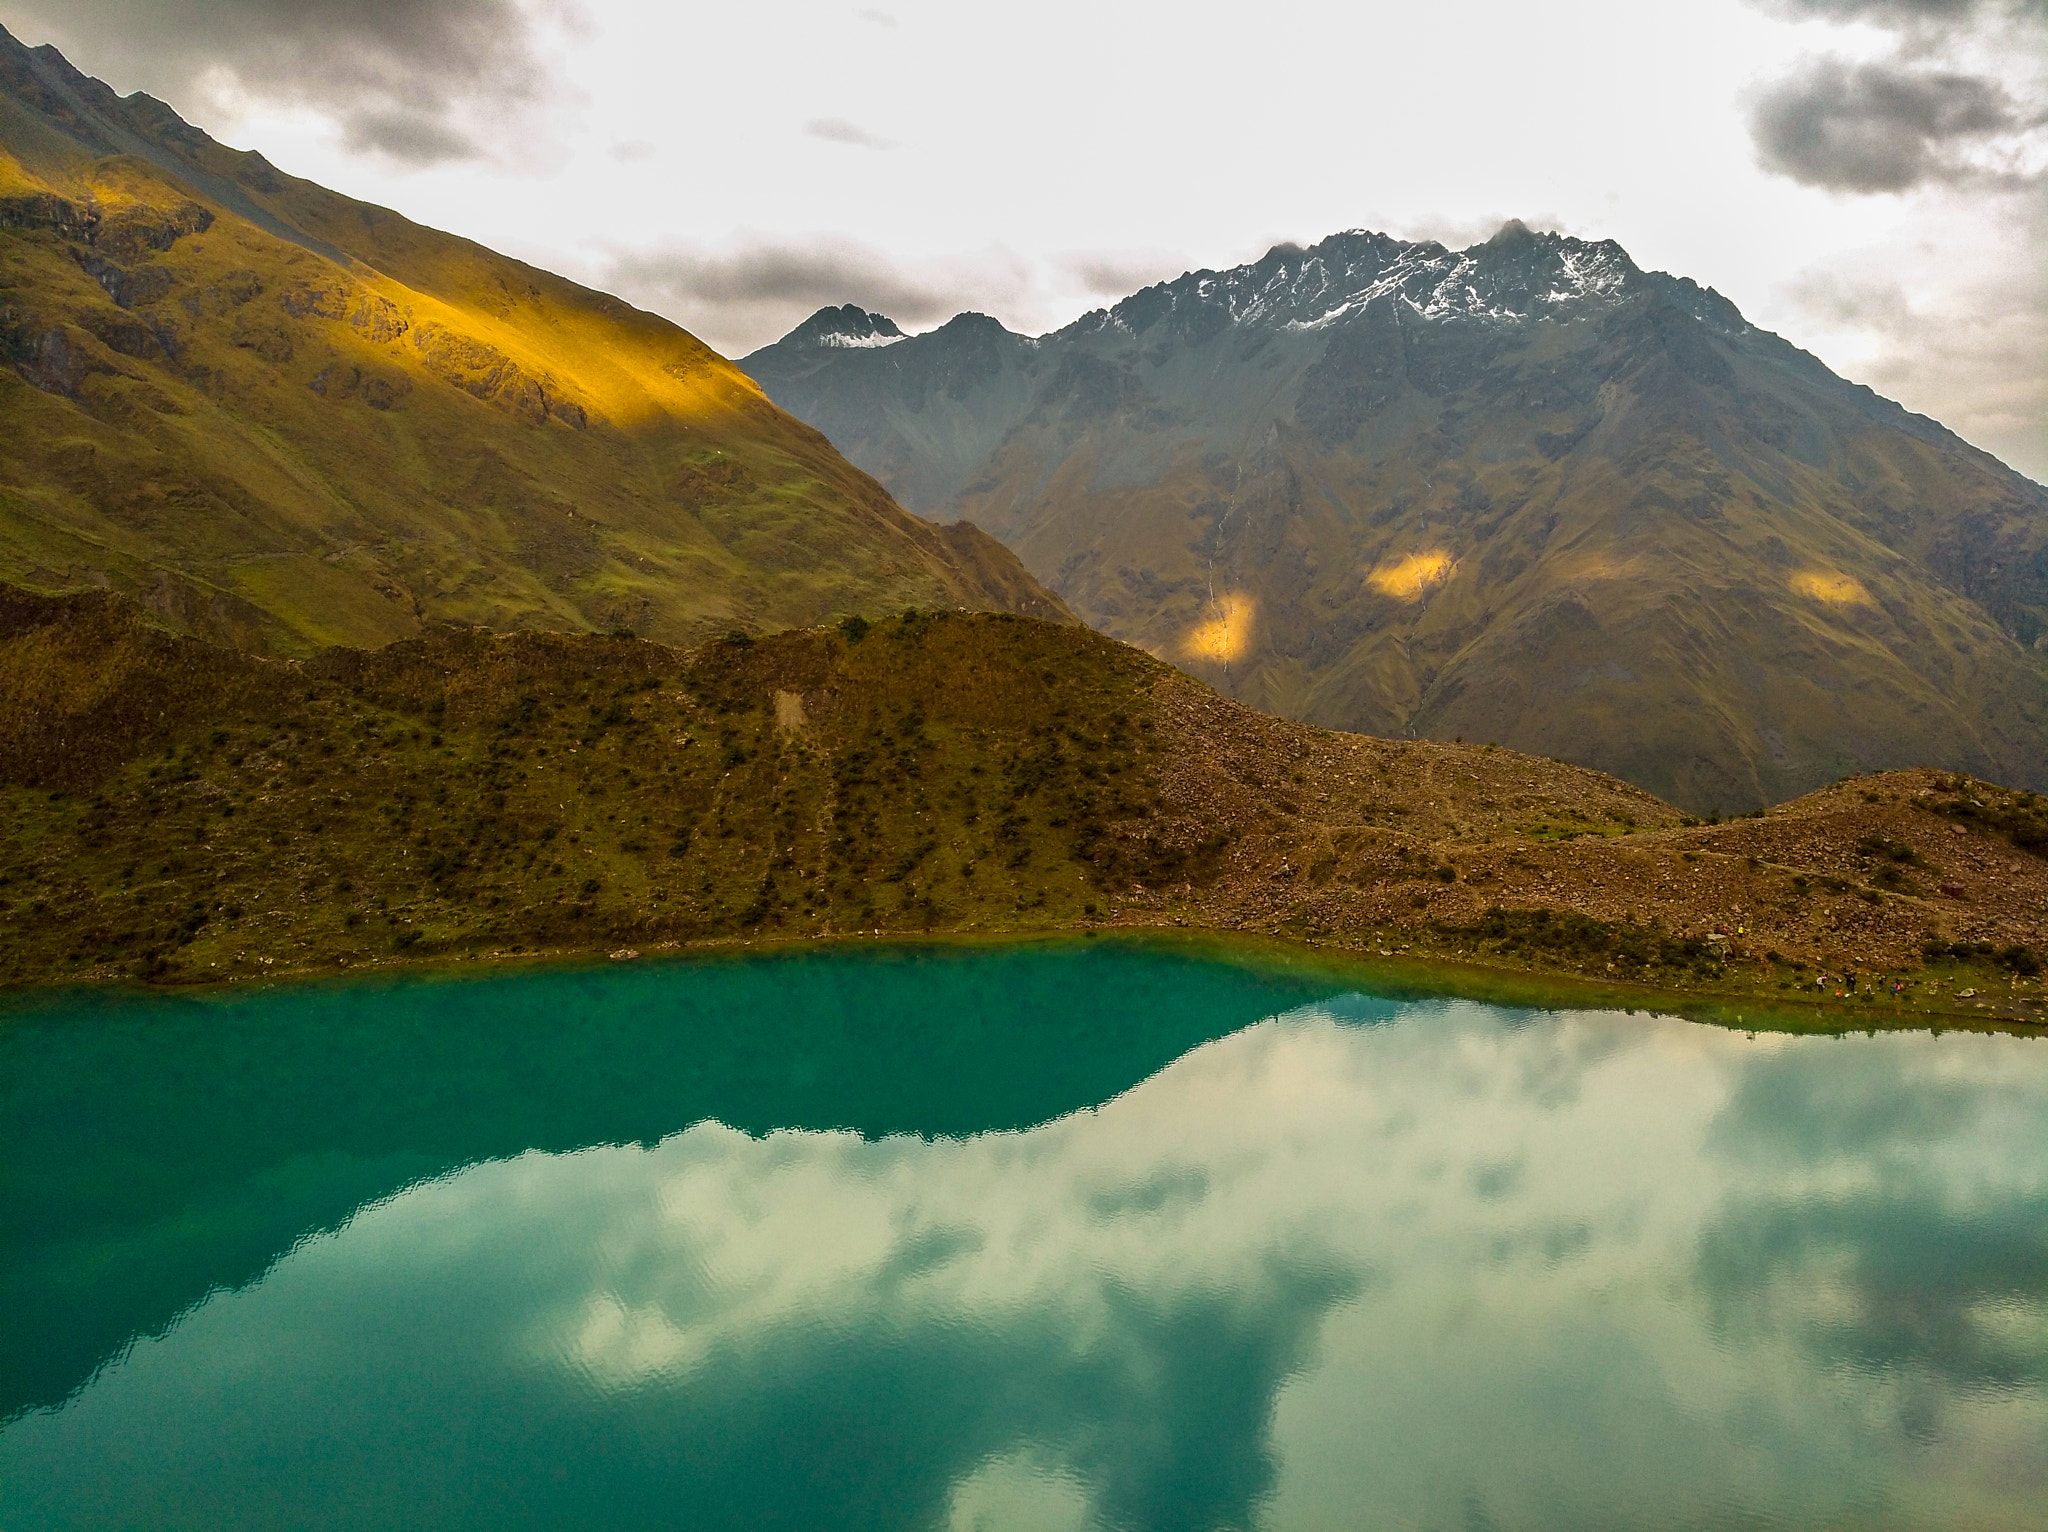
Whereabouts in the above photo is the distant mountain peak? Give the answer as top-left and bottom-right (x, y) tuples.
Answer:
(786, 304), (907, 350)
(1078, 225), (1651, 341)
(1479, 217), (1538, 248)
(760, 227), (1661, 362)
(931, 311), (1021, 339)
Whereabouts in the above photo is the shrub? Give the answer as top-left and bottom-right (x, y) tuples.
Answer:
(1447, 907), (1724, 978)
(1930, 781), (2048, 855)
(1921, 937), (2041, 976)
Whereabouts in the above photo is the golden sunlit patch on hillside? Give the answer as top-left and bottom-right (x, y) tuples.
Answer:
(0, 147), (45, 194)
(390, 274), (758, 429)
(1184, 592), (1255, 664)
(1367, 550), (1457, 602)
(1791, 570), (1874, 607)
(1561, 553), (1643, 583)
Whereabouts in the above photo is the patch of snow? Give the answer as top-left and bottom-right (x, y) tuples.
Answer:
(817, 331), (908, 349)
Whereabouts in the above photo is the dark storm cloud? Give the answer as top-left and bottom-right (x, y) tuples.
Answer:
(1764, 0), (1986, 18)
(1751, 57), (2029, 191)
(1759, 0), (2045, 21)
(342, 109), (483, 165)
(603, 236), (1039, 356)
(1747, 0), (2046, 193)
(4, 0), (554, 165)
(611, 240), (963, 325)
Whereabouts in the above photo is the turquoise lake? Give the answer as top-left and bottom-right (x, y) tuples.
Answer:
(2, 937), (2045, 1529)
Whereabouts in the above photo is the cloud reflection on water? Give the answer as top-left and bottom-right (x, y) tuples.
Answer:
(3, 1003), (2045, 1530)
(1696, 1040), (2048, 1478)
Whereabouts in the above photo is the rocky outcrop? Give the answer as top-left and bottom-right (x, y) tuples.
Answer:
(408, 322), (586, 429)
(0, 190), (94, 235)
(3, 320), (118, 396)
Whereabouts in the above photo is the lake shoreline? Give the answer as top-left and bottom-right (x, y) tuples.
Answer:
(8, 915), (2042, 1039)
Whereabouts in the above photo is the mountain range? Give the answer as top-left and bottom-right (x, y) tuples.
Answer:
(744, 225), (2048, 811)
(5, 19), (2044, 819)
(0, 26), (1063, 654)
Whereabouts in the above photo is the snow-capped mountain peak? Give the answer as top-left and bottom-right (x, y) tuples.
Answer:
(1076, 224), (1654, 342)
(785, 304), (908, 350)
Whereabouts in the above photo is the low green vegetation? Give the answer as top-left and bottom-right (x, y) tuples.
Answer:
(1442, 907), (1730, 983)
(1921, 937), (2043, 978)
(0, 596), (1192, 985)
(1523, 809), (1636, 843)
(1926, 778), (2048, 855)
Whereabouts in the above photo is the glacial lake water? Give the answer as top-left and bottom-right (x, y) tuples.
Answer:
(2, 938), (2044, 1530)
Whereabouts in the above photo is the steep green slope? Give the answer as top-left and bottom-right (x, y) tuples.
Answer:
(0, 27), (1064, 654)
(745, 226), (2048, 812)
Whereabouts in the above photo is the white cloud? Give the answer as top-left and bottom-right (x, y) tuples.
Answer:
(0, 0), (586, 168)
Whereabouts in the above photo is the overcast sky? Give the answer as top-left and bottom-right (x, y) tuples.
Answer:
(6, 0), (2043, 478)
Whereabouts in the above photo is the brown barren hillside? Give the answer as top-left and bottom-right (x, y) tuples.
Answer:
(0, 27), (1064, 654)
(2, 584), (2041, 1023)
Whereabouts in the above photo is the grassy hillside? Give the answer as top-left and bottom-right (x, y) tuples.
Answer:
(0, 28), (1063, 655)
(3, 584), (2042, 1023)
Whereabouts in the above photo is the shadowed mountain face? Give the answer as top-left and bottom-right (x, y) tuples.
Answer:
(0, 29), (1065, 654)
(744, 223), (2048, 812)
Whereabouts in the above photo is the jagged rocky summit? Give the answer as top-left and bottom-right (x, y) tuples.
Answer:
(744, 222), (2048, 812)
(778, 303), (908, 350)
